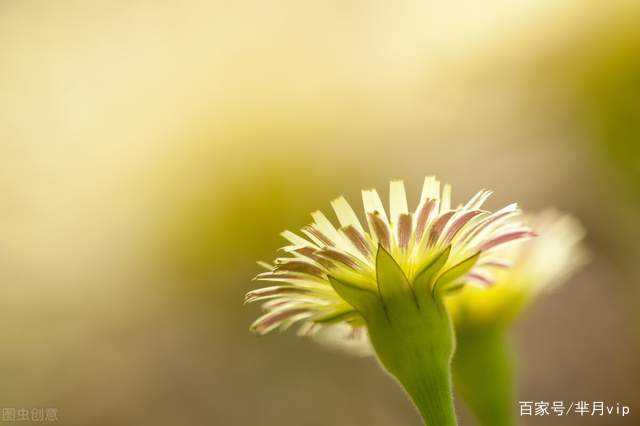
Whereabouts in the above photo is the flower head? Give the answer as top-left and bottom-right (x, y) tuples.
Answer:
(246, 176), (534, 337)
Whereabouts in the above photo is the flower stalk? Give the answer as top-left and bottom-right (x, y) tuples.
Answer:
(452, 325), (516, 426)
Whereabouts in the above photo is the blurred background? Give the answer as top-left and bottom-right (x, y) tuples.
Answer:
(1, 1), (638, 425)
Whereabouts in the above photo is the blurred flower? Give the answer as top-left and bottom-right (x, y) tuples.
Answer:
(311, 323), (374, 357)
(246, 176), (534, 337)
(447, 209), (588, 329)
(449, 209), (587, 426)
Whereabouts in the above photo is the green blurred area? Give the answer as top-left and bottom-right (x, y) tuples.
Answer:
(0, 1), (639, 425)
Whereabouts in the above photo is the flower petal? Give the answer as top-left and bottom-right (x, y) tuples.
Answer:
(389, 180), (409, 228)
(331, 196), (365, 234)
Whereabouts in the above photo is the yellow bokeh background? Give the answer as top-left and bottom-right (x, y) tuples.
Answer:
(1, 1), (638, 425)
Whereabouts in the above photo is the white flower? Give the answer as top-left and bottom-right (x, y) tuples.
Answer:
(506, 209), (588, 293)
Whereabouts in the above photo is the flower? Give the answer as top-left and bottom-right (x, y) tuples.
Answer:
(246, 176), (535, 337)
(447, 208), (588, 329)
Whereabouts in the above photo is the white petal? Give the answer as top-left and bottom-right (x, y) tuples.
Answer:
(281, 230), (315, 247)
(310, 210), (343, 244)
(362, 189), (389, 224)
(440, 184), (452, 213)
(331, 196), (365, 233)
(420, 176), (441, 203)
(464, 189), (493, 210)
(389, 180), (409, 228)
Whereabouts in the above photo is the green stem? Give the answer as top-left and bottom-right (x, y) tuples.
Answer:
(395, 355), (457, 426)
(452, 326), (516, 426)
(366, 299), (458, 426)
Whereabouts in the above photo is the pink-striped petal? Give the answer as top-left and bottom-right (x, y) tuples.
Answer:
(245, 286), (311, 303)
(479, 230), (536, 251)
(368, 212), (391, 250)
(316, 248), (361, 270)
(274, 259), (325, 276)
(428, 211), (456, 246)
(251, 308), (311, 335)
(466, 270), (494, 286)
(463, 189), (493, 210)
(342, 225), (372, 257)
(302, 225), (335, 247)
(397, 213), (413, 249)
(460, 203), (519, 244)
(443, 210), (484, 244)
(414, 199), (436, 243)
